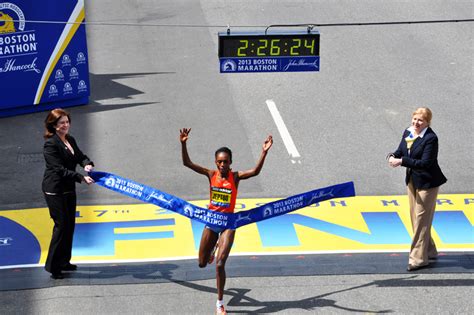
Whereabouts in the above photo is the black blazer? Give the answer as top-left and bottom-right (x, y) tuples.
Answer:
(42, 134), (94, 193)
(392, 127), (447, 189)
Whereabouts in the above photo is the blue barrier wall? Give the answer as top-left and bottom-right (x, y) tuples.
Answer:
(0, 0), (89, 117)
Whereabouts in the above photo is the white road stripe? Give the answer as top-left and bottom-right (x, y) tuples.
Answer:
(266, 99), (301, 163)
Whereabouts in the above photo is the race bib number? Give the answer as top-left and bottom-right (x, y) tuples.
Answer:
(211, 187), (232, 207)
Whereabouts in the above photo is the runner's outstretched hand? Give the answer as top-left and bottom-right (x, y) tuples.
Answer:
(262, 135), (273, 152)
(180, 128), (191, 143)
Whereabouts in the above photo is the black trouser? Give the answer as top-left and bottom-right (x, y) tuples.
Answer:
(44, 192), (77, 273)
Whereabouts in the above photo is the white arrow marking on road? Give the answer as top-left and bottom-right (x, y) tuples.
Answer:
(266, 99), (301, 164)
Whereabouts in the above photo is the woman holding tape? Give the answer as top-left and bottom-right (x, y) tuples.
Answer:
(180, 128), (272, 314)
(42, 108), (95, 279)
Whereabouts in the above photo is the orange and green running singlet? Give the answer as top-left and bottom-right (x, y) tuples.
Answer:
(208, 171), (237, 213)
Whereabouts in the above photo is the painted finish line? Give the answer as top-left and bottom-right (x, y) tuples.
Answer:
(0, 194), (473, 268)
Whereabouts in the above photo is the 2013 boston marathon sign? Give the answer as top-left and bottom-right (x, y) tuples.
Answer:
(218, 30), (320, 73)
(0, 0), (89, 117)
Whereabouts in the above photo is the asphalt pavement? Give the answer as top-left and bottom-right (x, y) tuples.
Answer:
(0, 0), (472, 314)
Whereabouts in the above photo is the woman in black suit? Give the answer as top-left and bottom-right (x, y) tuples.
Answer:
(42, 108), (95, 279)
(388, 107), (447, 271)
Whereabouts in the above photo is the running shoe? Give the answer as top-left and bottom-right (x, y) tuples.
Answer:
(216, 305), (226, 314)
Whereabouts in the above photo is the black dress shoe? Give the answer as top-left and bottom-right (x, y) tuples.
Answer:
(51, 272), (64, 279)
(61, 263), (77, 271)
(407, 264), (428, 272)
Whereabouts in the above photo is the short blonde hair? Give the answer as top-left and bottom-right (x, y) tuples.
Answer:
(412, 107), (432, 125)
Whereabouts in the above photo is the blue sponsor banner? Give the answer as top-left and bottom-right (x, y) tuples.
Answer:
(0, 0), (89, 117)
(220, 56), (320, 73)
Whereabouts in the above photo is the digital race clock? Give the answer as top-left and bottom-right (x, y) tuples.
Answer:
(218, 30), (320, 73)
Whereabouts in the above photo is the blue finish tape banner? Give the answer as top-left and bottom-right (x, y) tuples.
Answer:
(0, 0), (89, 117)
(90, 171), (356, 229)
